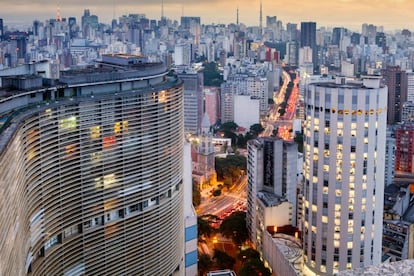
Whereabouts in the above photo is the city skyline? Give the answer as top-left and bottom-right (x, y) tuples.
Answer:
(2, 0), (414, 31)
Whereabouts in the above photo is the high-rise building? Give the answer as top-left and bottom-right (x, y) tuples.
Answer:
(174, 43), (192, 66)
(404, 71), (414, 103)
(0, 54), (189, 275)
(300, 22), (317, 71)
(286, 23), (298, 42)
(395, 124), (414, 175)
(402, 102), (414, 123)
(180, 16), (200, 30)
(286, 41), (299, 66)
(0, 18), (3, 41)
(266, 16), (277, 28)
(300, 22), (316, 48)
(384, 66), (406, 124)
(332, 27), (345, 46)
(177, 66), (204, 134)
(302, 76), (387, 275)
(204, 86), (220, 126)
(384, 128), (396, 186)
(247, 138), (298, 255)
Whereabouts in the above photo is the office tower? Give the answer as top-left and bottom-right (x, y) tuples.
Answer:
(286, 23), (298, 41)
(332, 27), (344, 46)
(177, 67), (204, 134)
(300, 22), (316, 49)
(266, 16), (277, 27)
(247, 138), (298, 255)
(33, 20), (40, 36)
(300, 22), (317, 71)
(81, 9), (98, 38)
(395, 124), (414, 175)
(0, 18), (3, 41)
(180, 16), (200, 30)
(302, 76), (387, 275)
(375, 32), (386, 50)
(174, 43), (191, 66)
(405, 71), (414, 103)
(350, 33), (361, 45)
(0, 55), (187, 275)
(286, 41), (299, 66)
(68, 17), (77, 39)
(384, 66), (406, 124)
(299, 46), (313, 67)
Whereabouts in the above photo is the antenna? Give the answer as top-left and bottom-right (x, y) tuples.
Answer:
(237, 7), (239, 25)
(57, 2), (62, 22)
(161, 0), (164, 19)
(260, 0), (263, 34)
(113, 0), (116, 21)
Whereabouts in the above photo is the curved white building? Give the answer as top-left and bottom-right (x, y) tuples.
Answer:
(302, 77), (387, 275)
(0, 55), (188, 275)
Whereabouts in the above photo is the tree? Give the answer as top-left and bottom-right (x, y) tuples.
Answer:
(213, 249), (236, 269)
(198, 253), (213, 276)
(238, 258), (271, 276)
(237, 248), (261, 262)
(215, 155), (247, 181)
(219, 211), (249, 245)
(220, 121), (238, 132)
(213, 189), (222, 197)
(203, 62), (223, 86)
(198, 216), (215, 240)
(249, 123), (265, 136)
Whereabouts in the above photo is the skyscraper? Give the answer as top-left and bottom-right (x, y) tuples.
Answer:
(0, 18), (4, 41)
(247, 138), (298, 255)
(300, 22), (317, 71)
(302, 76), (387, 275)
(395, 124), (414, 175)
(300, 22), (316, 49)
(177, 66), (204, 134)
(384, 66), (406, 124)
(0, 54), (188, 275)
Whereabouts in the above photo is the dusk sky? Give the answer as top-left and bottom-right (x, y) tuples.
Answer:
(1, 0), (414, 31)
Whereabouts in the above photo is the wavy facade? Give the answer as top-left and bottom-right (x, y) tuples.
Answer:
(0, 56), (185, 275)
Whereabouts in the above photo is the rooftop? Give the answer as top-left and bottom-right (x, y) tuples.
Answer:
(207, 270), (237, 276)
(257, 190), (284, 207)
(338, 259), (414, 275)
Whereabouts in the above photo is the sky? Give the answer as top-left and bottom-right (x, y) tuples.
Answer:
(1, 0), (414, 32)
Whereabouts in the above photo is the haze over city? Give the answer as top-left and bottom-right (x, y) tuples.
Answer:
(2, 0), (414, 31)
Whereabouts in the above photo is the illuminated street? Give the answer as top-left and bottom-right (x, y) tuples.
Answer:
(261, 68), (299, 141)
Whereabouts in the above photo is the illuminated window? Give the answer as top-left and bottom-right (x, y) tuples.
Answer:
(103, 136), (116, 148)
(104, 174), (116, 188)
(65, 144), (78, 158)
(159, 90), (167, 103)
(123, 120), (129, 133)
(91, 152), (101, 164)
(27, 149), (37, 160)
(59, 116), (77, 130)
(114, 122), (121, 135)
(90, 126), (100, 139)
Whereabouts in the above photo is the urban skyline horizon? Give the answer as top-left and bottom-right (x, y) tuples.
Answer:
(2, 0), (414, 33)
